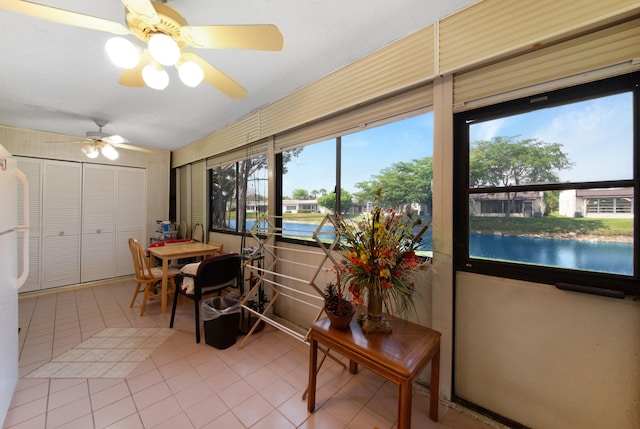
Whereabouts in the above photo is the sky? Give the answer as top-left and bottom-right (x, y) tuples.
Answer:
(279, 90), (633, 198)
(470, 92), (633, 183)
(282, 113), (434, 197)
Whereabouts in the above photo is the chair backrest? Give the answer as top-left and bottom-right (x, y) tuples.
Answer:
(207, 242), (224, 256)
(129, 237), (153, 280)
(177, 221), (189, 239)
(192, 223), (204, 242)
(195, 252), (241, 290)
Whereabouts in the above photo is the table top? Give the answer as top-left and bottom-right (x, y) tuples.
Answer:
(310, 316), (441, 378)
(147, 242), (220, 259)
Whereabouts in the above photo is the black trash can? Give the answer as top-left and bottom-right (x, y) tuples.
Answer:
(201, 296), (241, 349)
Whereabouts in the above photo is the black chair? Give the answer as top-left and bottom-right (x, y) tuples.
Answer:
(169, 252), (242, 343)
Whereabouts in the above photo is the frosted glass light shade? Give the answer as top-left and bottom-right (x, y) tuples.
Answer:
(148, 33), (180, 66)
(81, 144), (99, 159)
(105, 37), (140, 69)
(101, 143), (119, 160)
(178, 61), (204, 87)
(142, 63), (169, 90)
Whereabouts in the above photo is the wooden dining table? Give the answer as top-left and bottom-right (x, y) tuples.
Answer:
(147, 241), (221, 313)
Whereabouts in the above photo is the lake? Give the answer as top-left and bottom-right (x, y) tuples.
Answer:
(470, 233), (633, 275)
(239, 220), (633, 275)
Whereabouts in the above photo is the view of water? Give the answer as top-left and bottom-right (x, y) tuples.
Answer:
(470, 233), (633, 275)
(235, 220), (633, 275)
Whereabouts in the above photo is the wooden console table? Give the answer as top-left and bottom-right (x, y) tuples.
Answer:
(307, 316), (441, 428)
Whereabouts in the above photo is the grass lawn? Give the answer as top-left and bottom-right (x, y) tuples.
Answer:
(469, 215), (633, 238)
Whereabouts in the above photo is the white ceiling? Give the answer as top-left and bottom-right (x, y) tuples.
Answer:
(0, 0), (476, 152)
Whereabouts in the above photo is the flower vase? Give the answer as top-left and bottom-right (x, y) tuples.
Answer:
(362, 280), (392, 334)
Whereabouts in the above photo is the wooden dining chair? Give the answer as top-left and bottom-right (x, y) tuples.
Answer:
(128, 237), (180, 316)
(208, 242), (224, 255)
(169, 252), (242, 343)
(192, 223), (204, 243)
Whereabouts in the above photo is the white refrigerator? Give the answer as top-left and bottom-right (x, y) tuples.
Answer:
(0, 144), (29, 425)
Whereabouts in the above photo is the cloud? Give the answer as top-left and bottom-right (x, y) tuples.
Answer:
(470, 118), (505, 141)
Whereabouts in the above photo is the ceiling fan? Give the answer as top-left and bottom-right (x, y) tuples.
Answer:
(62, 119), (152, 160)
(0, 0), (284, 97)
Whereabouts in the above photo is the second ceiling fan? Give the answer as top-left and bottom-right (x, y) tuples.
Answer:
(0, 0), (284, 97)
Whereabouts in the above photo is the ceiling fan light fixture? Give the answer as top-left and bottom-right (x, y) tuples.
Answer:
(178, 61), (204, 87)
(101, 143), (119, 160)
(81, 143), (99, 159)
(105, 37), (140, 69)
(148, 33), (180, 66)
(142, 62), (169, 90)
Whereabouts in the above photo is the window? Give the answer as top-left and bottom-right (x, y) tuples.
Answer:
(208, 154), (268, 233)
(454, 73), (639, 296)
(279, 113), (434, 255)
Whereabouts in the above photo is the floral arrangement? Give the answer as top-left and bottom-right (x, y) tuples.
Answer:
(334, 190), (429, 319)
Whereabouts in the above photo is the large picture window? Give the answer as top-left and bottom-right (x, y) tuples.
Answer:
(278, 113), (434, 255)
(453, 72), (639, 296)
(208, 154), (268, 233)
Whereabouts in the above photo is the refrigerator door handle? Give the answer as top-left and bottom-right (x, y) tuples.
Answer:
(14, 168), (29, 289)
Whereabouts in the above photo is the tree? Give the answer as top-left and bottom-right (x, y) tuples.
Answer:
(209, 164), (237, 229)
(355, 157), (433, 214)
(470, 136), (573, 219)
(292, 188), (311, 200)
(317, 189), (353, 214)
(210, 148), (303, 230)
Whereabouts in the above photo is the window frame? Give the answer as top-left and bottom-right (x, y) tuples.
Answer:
(275, 112), (435, 251)
(453, 72), (640, 297)
(207, 153), (269, 235)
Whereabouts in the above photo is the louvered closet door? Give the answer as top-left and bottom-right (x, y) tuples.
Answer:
(116, 167), (146, 276)
(41, 160), (81, 289)
(16, 157), (42, 293)
(81, 164), (116, 282)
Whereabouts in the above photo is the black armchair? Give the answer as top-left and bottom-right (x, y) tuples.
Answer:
(169, 252), (243, 343)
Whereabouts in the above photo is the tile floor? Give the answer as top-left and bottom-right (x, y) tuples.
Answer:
(4, 279), (500, 429)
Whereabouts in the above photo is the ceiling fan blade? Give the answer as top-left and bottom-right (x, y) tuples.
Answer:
(121, 0), (159, 25)
(119, 50), (152, 87)
(102, 135), (129, 144)
(113, 143), (154, 153)
(181, 52), (247, 99)
(0, 0), (129, 34)
(181, 25), (284, 51)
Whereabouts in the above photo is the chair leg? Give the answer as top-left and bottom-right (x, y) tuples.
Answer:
(169, 284), (180, 328)
(194, 298), (201, 343)
(130, 282), (142, 308)
(140, 283), (152, 316)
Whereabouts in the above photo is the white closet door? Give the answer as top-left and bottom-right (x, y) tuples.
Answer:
(116, 230), (144, 276)
(81, 164), (116, 282)
(16, 157), (41, 293)
(81, 232), (115, 282)
(116, 167), (146, 276)
(42, 160), (81, 288)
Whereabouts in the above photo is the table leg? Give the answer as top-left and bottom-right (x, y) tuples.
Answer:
(308, 338), (318, 413)
(397, 381), (412, 429)
(161, 258), (169, 313)
(349, 360), (358, 374)
(430, 346), (440, 422)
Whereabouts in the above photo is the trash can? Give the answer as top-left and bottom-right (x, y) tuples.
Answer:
(201, 296), (241, 349)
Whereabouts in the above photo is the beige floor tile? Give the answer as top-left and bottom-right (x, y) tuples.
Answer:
(92, 396), (137, 429)
(201, 410), (245, 429)
(7, 280), (496, 429)
(232, 393), (274, 427)
(44, 396), (91, 428)
(138, 396), (183, 428)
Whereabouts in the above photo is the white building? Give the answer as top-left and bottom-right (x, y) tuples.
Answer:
(559, 188), (633, 218)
